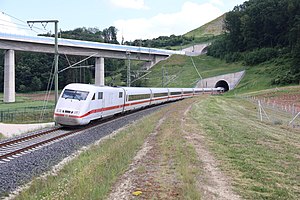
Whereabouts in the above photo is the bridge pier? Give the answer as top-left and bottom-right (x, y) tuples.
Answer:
(4, 50), (15, 102)
(95, 57), (104, 86)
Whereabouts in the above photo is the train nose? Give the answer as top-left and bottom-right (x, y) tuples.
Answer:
(54, 109), (88, 126)
(54, 114), (89, 126)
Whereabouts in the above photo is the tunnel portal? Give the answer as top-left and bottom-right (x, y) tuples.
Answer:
(215, 80), (229, 92)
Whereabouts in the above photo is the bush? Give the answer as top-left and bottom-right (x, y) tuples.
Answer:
(30, 76), (42, 91)
(224, 52), (242, 63)
(243, 48), (278, 66)
(18, 84), (29, 92)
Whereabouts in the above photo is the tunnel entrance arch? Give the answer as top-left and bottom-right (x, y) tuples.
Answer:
(201, 46), (208, 54)
(215, 80), (229, 92)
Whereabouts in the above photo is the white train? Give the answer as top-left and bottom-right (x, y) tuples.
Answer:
(54, 83), (223, 126)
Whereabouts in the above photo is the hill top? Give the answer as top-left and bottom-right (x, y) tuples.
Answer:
(184, 14), (225, 38)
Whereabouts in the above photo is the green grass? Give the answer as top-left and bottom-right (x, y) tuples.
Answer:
(184, 14), (225, 38)
(14, 99), (202, 200)
(229, 56), (298, 95)
(155, 98), (202, 199)
(10, 95), (300, 199)
(189, 96), (300, 199)
(15, 108), (165, 200)
(239, 85), (300, 98)
(0, 94), (55, 111)
(231, 64), (280, 94)
(0, 92), (55, 123)
(144, 54), (244, 87)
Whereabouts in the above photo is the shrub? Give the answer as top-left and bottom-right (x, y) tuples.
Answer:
(224, 52), (242, 63)
(244, 48), (278, 66)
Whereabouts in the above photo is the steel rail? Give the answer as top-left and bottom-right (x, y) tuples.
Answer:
(0, 127), (61, 148)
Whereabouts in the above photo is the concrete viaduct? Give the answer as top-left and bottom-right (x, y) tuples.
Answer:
(0, 33), (184, 102)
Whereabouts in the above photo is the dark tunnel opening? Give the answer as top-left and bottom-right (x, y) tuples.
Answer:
(201, 46), (208, 54)
(215, 80), (229, 92)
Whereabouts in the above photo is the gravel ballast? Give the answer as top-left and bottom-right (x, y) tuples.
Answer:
(0, 105), (166, 198)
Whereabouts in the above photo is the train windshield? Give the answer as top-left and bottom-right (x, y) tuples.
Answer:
(62, 89), (89, 100)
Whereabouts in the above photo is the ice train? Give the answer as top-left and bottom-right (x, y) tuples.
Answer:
(54, 83), (223, 126)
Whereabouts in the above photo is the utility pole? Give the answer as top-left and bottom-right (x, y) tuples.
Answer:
(27, 20), (59, 105)
(162, 66), (165, 87)
(126, 51), (131, 87)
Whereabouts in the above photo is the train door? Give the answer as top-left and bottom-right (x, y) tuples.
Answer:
(97, 91), (104, 117)
(89, 92), (104, 119)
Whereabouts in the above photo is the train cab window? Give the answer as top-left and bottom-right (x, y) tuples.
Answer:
(119, 92), (123, 98)
(62, 89), (89, 100)
(98, 92), (103, 99)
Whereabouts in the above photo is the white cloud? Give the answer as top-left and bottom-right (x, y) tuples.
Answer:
(114, 1), (222, 42)
(110, 0), (148, 10)
(210, 0), (224, 6)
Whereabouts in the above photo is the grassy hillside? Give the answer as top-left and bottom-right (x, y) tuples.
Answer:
(184, 14), (225, 38)
(142, 55), (243, 88)
(232, 57), (298, 94)
(139, 53), (297, 94)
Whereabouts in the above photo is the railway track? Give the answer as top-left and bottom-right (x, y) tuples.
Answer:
(0, 124), (99, 163)
(0, 103), (168, 197)
(0, 102), (172, 164)
(0, 109), (140, 163)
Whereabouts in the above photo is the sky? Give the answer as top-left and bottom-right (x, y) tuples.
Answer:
(0, 0), (246, 42)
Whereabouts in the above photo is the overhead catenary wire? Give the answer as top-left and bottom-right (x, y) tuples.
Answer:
(58, 53), (98, 74)
(1, 11), (51, 34)
(0, 23), (39, 33)
(40, 59), (56, 121)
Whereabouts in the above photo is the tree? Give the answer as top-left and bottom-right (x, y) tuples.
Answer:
(103, 26), (119, 44)
(30, 76), (42, 91)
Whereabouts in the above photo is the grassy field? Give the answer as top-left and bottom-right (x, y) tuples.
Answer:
(190, 96), (299, 199)
(13, 95), (299, 199)
(0, 92), (55, 110)
(0, 92), (55, 124)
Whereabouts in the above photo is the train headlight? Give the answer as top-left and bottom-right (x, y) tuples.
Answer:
(56, 109), (62, 113)
(73, 111), (79, 115)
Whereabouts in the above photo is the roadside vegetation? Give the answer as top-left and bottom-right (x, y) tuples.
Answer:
(14, 95), (300, 199)
(15, 100), (201, 199)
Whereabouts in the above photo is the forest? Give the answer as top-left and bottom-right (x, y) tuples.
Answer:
(207, 0), (300, 84)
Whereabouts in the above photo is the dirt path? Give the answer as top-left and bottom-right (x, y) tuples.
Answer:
(181, 104), (241, 200)
(107, 98), (241, 199)
(107, 114), (168, 200)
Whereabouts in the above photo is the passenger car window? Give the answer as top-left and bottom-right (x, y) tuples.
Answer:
(119, 92), (123, 98)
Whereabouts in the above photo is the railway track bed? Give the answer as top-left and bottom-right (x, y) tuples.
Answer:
(0, 104), (166, 198)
